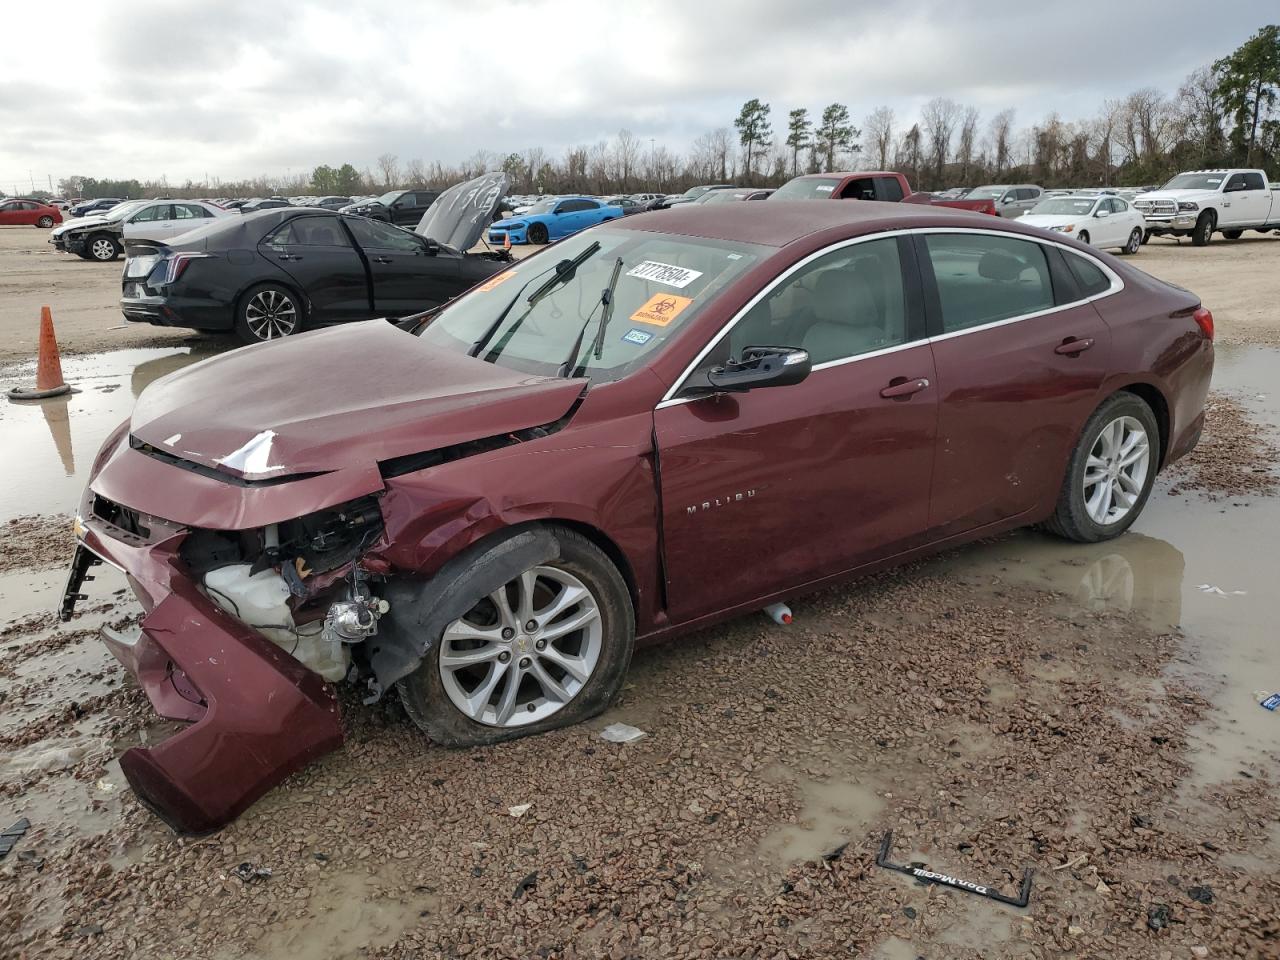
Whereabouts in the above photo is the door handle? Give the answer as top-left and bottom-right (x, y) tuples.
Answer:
(1054, 337), (1094, 355)
(372, 256), (393, 264)
(880, 377), (930, 399)
(276, 253), (297, 261)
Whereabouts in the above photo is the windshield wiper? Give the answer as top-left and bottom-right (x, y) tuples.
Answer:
(467, 241), (601, 359)
(560, 257), (624, 379)
(526, 241), (601, 308)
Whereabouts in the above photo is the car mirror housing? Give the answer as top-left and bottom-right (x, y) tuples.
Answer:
(1096, 209), (1110, 218)
(706, 346), (811, 393)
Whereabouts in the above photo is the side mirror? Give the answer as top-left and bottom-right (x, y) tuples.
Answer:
(423, 238), (440, 255)
(1001, 196), (1015, 204)
(1095, 209), (1110, 218)
(706, 346), (811, 393)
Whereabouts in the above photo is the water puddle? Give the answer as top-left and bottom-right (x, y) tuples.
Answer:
(0, 345), (218, 522)
(756, 766), (886, 864)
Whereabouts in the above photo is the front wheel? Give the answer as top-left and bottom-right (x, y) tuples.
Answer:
(1192, 211), (1214, 246)
(87, 233), (120, 261)
(36, 215), (54, 228)
(1044, 393), (1158, 543)
(234, 283), (304, 343)
(527, 222), (549, 244)
(1221, 229), (1242, 240)
(398, 527), (635, 747)
(1119, 228), (1142, 255)
(1077, 230), (1090, 245)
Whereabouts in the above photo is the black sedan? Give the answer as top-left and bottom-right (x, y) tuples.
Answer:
(340, 189), (440, 226)
(119, 186), (510, 344)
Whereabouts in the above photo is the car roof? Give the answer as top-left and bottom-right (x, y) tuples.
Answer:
(790, 171), (899, 180)
(616, 198), (980, 247)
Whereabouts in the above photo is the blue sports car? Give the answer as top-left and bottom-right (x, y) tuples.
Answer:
(488, 196), (623, 245)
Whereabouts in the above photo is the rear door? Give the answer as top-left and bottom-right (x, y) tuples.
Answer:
(344, 215), (460, 315)
(260, 215), (371, 323)
(655, 236), (938, 621)
(918, 230), (1111, 540)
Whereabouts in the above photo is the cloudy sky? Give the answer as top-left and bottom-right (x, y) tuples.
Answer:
(0, 0), (1274, 190)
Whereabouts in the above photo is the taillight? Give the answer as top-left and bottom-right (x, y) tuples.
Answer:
(1193, 306), (1214, 340)
(163, 252), (210, 284)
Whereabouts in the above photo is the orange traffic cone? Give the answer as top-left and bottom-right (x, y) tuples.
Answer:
(503, 232), (512, 252)
(7, 306), (72, 401)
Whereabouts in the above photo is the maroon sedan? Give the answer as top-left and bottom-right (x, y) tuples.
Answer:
(64, 201), (1213, 832)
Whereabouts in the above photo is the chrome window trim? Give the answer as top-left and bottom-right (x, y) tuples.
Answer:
(656, 226), (1124, 409)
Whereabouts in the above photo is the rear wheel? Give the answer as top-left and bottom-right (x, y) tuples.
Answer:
(36, 215), (54, 228)
(1119, 228), (1142, 255)
(234, 283), (303, 343)
(527, 222), (549, 244)
(1191, 211), (1215, 246)
(1222, 229), (1243, 240)
(398, 527), (635, 747)
(88, 233), (120, 261)
(1045, 393), (1158, 543)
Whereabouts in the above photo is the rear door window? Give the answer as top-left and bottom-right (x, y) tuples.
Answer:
(838, 178), (878, 201)
(1242, 172), (1266, 191)
(875, 177), (905, 202)
(269, 217), (354, 248)
(174, 203), (211, 220)
(923, 233), (1054, 333)
(131, 204), (172, 222)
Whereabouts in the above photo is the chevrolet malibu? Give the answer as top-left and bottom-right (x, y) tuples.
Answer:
(65, 201), (1213, 832)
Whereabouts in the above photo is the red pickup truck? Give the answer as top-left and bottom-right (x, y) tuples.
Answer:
(770, 171), (998, 216)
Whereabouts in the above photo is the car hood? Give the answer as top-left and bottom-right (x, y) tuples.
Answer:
(1020, 214), (1082, 229)
(415, 172), (511, 251)
(128, 320), (584, 481)
(54, 214), (113, 236)
(1134, 189), (1214, 203)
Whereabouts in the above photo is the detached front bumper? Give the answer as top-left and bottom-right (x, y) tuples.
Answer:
(64, 511), (344, 834)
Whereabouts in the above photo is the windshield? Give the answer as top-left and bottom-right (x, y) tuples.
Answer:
(1160, 173), (1226, 191)
(697, 190), (746, 203)
(1029, 197), (1098, 216)
(682, 185), (716, 199)
(374, 191), (403, 206)
(417, 227), (767, 383)
(522, 199), (557, 215)
(771, 177), (841, 200)
(966, 186), (1008, 200)
(101, 200), (147, 221)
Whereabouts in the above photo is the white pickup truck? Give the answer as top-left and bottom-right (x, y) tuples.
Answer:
(1133, 168), (1280, 246)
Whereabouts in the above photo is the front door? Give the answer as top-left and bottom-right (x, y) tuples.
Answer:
(260, 215), (371, 323)
(655, 236), (938, 622)
(345, 215), (459, 315)
(1221, 171), (1268, 227)
(123, 203), (173, 240)
(917, 230), (1111, 540)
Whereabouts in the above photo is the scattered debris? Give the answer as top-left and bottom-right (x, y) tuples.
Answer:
(600, 722), (648, 743)
(507, 804), (531, 818)
(1197, 584), (1247, 597)
(73, 924), (104, 938)
(1053, 853), (1089, 871)
(0, 817), (30, 860)
(1188, 885), (1214, 904)
(1259, 692), (1280, 711)
(875, 831), (1034, 908)
(231, 863), (272, 884)
(821, 842), (849, 862)
(1147, 903), (1172, 931)
(512, 871), (538, 900)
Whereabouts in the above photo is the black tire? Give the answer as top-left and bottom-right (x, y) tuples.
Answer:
(1221, 229), (1242, 240)
(1119, 228), (1142, 255)
(87, 233), (120, 262)
(234, 283), (304, 344)
(36, 215), (54, 228)
(398, 526), (635, 748)
(1191, 211), (1214, 246)
(1077, 230), (1090, 245)
(1044, 392), (1160, 544)
(527, 222), (549, 245)
(1141, 230), (1151, 245)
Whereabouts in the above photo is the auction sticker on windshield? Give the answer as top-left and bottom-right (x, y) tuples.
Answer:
(631, 293), (693, 327)
(626, 261), (703, 289)
(477, 271), (516, 292)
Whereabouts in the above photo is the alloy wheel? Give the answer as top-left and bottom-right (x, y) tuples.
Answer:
(1083, 416), (1151, 526)
(91, 238), (116, 261)
(1126, 229), (1141, 254)
(244, 289), (299, 340)
(438, 565), (603, 727)
(37, 216), (53, 228)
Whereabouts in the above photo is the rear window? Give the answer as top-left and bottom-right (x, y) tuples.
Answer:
(924, 233), (1054, 333)
(771, 177), (842, 200)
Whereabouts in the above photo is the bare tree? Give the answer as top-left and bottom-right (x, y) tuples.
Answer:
(1088, 99), (1123, 185)
(376, 153), (401, 187)
(1177, 66), (1229, 166)
(988, 109), (1015, 178)
(614, 129), (642, 191)
(955, 106), (980, 184)
(920, 97), (962, 188)
(524, 147), (547, 191)
(863, 106), (895, 170)
(404, 158), (426, 185)
(710, 128), (733, 181)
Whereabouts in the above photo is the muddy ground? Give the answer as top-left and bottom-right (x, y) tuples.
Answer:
(1, 223), (1279, 959)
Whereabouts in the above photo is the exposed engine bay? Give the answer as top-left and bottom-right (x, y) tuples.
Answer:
(179, 497), (389, 685)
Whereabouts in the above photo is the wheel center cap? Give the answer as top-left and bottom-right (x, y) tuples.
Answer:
(514, 634), (529, 653)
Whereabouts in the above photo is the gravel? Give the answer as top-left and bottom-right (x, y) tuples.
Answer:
(1165, 391), (1279, 499)
(2, 568), (1276, 959)
(0, 515), (73, 576)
